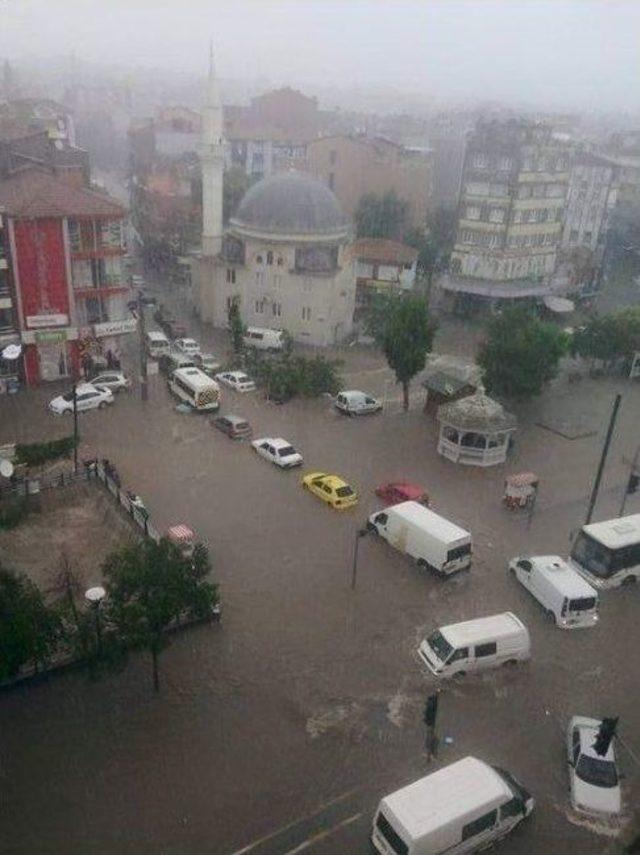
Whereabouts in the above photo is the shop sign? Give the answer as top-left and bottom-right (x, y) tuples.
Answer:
(26, 313), (68, 329)
(35, 330), (67, 344)
(93, 318), (137, 337)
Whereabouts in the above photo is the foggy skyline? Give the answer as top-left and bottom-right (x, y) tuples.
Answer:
(2, 0), (640, 113)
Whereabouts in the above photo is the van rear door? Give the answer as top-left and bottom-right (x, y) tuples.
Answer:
(443, 540), (472, 573)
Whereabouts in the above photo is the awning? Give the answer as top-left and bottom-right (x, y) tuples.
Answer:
(543, 296), (575, 313)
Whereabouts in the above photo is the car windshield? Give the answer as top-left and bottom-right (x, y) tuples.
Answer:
(426, 630), (453, 662)
(336, 486), (353, 497)
(236, 374), (249, 382)
(568, 596), (597, 613)
(576, 755), (618, 788)
(61, 392), (74, 402)
(278, 446), (296, 457)
(571, 531), (614, 578)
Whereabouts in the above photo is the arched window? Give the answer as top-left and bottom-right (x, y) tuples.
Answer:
(267, 251), (274, 266)
(277, 256), (284, 266)
(256, 255), (263, 265)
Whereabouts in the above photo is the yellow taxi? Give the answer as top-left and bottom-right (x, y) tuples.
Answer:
(301, 472), (358, 509)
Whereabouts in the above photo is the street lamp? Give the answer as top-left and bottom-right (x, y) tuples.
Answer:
(351, 527), (370, 590)
(85, 585), (107, 652)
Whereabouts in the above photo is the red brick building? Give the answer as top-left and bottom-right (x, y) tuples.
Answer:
(0, 169), (128, 385)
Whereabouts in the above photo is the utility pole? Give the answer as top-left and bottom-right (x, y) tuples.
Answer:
(619, 443), (640, 516)
(136, 291), (148, 402)
(351, 528), (369, 590)
(585, 393), (622, 525)
(72, 378), (79, 474)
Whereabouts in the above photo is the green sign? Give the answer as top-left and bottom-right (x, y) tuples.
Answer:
(35, 330), (67, 344)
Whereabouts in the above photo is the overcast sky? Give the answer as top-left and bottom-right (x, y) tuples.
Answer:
(2, 0), (639, 111)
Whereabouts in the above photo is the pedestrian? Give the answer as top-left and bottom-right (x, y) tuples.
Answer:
(106, 349), (115, 370)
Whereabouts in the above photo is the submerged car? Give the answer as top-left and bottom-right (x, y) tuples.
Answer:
(173, 338), (200, 356)
(195, 353), (222, 375)
(49, 383), (114, 414)
(89, 371), (131, 392)
(335, 389), (382, 416)
(301, 472), (358, 509)
(251, 437), (303, 468)
(375, 481), (429, 507)
(215, 371), (256, 392)
(567, 716), (621, 816)
(212, 414), (253, 440)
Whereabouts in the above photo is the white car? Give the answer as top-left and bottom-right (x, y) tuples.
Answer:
(567, 716), (621, 816)
(251, 437), (303, 468)
(173, 338), (200, 356)
(49, 383), (114, 414)
(335, 390), (382, 415)
(215, 371), (256, 392)
(90, 371), (131, 392)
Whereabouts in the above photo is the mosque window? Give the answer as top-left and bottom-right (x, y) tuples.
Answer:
(256, 255), (263, 264)
(267, 251), (274, 265)
(277, 256), (284, 266)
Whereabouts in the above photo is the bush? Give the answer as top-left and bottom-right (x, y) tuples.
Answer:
(245, 350), (342, 401)
(15, 436), (78, 468)
(0, 498), (29, 530)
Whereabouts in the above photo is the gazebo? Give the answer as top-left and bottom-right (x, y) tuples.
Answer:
(437, 386), (517, 467)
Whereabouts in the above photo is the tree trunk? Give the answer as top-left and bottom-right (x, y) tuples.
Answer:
(402, 381), (410, 412)
(152, 648), (160, 692)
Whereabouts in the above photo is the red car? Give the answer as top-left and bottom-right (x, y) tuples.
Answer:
(375, 481), (429, 507)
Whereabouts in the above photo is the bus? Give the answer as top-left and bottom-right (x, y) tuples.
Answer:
(168, 367), (220, 411)
(570, 513), (640, 588)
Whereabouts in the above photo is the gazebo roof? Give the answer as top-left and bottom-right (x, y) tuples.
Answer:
(422, 371), (473, 396)
(437, 387), (517, 433)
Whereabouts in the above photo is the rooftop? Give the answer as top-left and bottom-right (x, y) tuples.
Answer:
(0, 168), (125, 219)
(438, 387), (517, 433)
(350, 237), (418, 265)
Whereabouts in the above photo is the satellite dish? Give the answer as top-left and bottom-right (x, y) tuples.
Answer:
(0, 459), (14, 478)
(85, 586), (107, 604)
(1, 343), (22, 361)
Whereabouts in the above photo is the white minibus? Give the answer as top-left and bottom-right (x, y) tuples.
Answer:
(146, 330), (170, 359)
(168, 367), (220, 411)
(243, 327), (284, 351)
(570, 513), (640, 588)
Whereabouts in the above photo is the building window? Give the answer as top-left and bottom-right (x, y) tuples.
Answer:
(272, 302), (281, 317)
(583, 231), (593, 244)
(226, 296), (240, 311)
(255, 299), (265, 314)
(277, 256), (284, 266)
(67, 220), (81, 252)
(328, 172), (335, 190)
(472, 153), (489, 168)
(498, 156), (512, 171)
(267, 251), (274, 266)
(256, 255), (263, 264)
(489, 208), (505, 223)
(466, 206), (481, 220)
(0, 307), (15, 332)
(329, 149), (337, 165)
(226, 268), (236, 284)
(302, 306), (312, 321)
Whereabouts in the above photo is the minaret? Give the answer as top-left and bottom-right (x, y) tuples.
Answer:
(201, 45), (224, 257)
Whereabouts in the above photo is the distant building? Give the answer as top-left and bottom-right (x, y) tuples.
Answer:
(348, 237), (417, 321)
(192, 58), (357, 347)
(441, 120), (570, 308)
(306, 134), (433, 229)
(0, 98), (77, 147)
(562, 152), (616, 257)
(0, 169), (128, 385)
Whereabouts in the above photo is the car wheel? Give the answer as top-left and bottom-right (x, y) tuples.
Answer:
(417, 558), (428, 569)
(503, 659), (518, 667)
(622, 575), (637, 586)
(99, 402), (107, 409)
(366, 521), (377, 533)
(453, 671), (466, 678)
(508, 565), (516, 575)
(546, 609), (556, 623)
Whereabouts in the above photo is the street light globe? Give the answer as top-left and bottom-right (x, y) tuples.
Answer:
(85, 586), (107, 604)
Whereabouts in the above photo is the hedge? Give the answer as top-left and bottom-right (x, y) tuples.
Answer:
(15, 436), (78, 468)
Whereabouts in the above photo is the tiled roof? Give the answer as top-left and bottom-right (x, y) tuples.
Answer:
(350, 238), (418, 264)
(0, 168), (125, 218)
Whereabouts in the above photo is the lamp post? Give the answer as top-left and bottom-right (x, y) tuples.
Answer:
(72, 379), (79, 474)
(585, 393), (622, 525)
(85, 585), (107, 652)
(351, 527), (369, 590)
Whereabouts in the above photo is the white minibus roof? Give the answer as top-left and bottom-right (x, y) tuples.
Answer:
(147, 331), (168, 342)
(441, 613), (526, 648)
(391, 501), (470, 543)
(582, 514), (640, 549)
(530, 555), (597, 598)
(173, 367), (219, 390)
(382, 757), (509, 840)
(246, 327), (282, 336)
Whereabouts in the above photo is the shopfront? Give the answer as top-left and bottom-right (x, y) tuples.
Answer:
(22, 327), (79, 385)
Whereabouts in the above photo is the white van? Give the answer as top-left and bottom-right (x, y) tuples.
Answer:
(508, 555), (598, 628)
(569, 513), (640, 588)
(418, 613), (530, 678)
(335, 389), (382, 415)
(372, 756), (534, 855)
(167, 367), (220, 412)
(243, 327), (284, 351)
(146, 330), (170, 359)
(368, 501), (472, 576)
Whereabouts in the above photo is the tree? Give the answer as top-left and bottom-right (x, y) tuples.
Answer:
(366, 292), (437, 410)
(355, 191), (409, 239)
(478, 307), (569, 399)
(572, 308), (640, 368)
(0, 567), (61, 680)
(227, 296), (245, 357)
(103, 539), (218, 692)
(403, 228), (438, 286)
(223, 167), (254, 224)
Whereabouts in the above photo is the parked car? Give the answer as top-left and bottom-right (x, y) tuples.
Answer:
(375, 481), (429, 507)
(251, 437), (303, 468)
(154, 305), (187, 339)
(508, 555), (599, 628)
(211, 414), (253, 439)
(301, 472), (358, 509)
(49, 383), (114, 414)
(139, 292), (157, 307)
(215, 371), (256, 392)
(173, 337), (200, 356)
(567, 716), (621, 816)
(195, 353), (222, 375)
(90, 371), (131, 392)
(159, 353), (197, 377)
(335, 389), (382, 415)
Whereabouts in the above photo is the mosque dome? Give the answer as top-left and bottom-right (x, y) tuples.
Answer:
(231, 171), (350, 239)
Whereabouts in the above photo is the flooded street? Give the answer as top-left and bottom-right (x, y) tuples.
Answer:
(1, 309), (639, 852)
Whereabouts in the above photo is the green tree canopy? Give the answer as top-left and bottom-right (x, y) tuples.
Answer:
(572, 308), (640, 364)
(0, 568), (61, 680)
(223, 167), (255, 224)
(103, 539), (218, 691)
(478, 307), (569, 399)
(366, 292), (437, 410)
(227, 296), (245, 356)
(355, 191), (409, 239)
